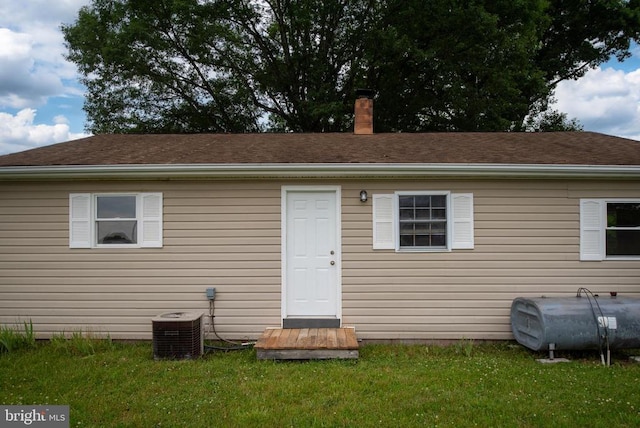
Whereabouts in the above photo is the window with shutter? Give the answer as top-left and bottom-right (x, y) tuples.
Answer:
(69, 192), (163, 248)
(372, 191), (474, 252)
(580, 199), (640, 261)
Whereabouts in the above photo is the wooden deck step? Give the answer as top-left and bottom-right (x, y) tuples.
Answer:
(255, 327), (359, 360)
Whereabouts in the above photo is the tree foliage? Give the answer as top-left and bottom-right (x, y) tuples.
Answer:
(63, 0), (640, 134)
(365, 0), (549, 131)
(525, 108), (584, 132)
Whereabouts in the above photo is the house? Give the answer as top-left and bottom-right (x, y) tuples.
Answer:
(1, 100), (640, 342)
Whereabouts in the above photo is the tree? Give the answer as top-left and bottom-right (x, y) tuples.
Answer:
(367, 0), (640, 132)
(63, 0), (640, 134)
(537, 0), (640, 85)
(63, 0), (376, 133)
(216, 0), (378, 132)
(63, 0), (262, 133)
(365, 0), (550, 132)
(525, 110), (584, 132)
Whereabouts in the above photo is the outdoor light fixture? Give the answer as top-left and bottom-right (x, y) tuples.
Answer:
(359, 190), (368, 203)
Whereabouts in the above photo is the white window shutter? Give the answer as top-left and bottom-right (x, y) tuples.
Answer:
(451, 193), (474, 250)
(373, 194), (395, 249)
(69, 194), (91, 248)
(140, 193), (163, 248)
(580, 199), (604, 261)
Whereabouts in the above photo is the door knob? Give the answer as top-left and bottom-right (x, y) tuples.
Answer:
(330, 261), (335, 265)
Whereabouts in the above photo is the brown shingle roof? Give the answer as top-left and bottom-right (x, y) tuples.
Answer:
(0, 132), (639, 167)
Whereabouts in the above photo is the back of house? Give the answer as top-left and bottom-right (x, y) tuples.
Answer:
(1, 129), (639, 342)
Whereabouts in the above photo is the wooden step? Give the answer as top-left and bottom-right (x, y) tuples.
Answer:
(255, 327), (359, 360)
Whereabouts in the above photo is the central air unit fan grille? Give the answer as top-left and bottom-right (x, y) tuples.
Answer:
(152, 312), (203, 360)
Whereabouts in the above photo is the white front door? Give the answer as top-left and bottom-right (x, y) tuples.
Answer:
(283, 187), (341, 319)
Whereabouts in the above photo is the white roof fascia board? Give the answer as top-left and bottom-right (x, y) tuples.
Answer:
(1, 163), (640, 180)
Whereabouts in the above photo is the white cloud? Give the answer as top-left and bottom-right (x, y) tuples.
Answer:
(553, 67), (640, 141)
(0, 27), (31, 57)
(53, 115), (70, 125)
(0, 28), (67, 109)
(0, 108), (88, 155)
(0, 28), (64, 108)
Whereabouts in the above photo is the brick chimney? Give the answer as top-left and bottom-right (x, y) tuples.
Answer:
(354, 89), (375, 135)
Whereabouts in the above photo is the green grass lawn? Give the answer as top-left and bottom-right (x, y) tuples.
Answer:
(1, 340), (639, 427)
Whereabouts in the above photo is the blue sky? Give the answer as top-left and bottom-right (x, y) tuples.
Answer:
(1, 0), (639, 155)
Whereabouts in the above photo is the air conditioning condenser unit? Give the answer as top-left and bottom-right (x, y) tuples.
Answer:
(152, 312), (204, 360)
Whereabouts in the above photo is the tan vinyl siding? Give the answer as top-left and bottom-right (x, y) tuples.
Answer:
(340, 180), (640, 340)
(0, 181), (282, 340)
(1, 179), (639, 341)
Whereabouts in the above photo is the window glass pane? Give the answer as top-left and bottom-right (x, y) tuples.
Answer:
(97, 221), (138, 244)
(415, 235), (431, 246)
(415, 195), (431, 208)
(400, 223), (415, 234)
(431, 234), (446, 247)
(399, 209), (414, 221)
(607, 203), (640, 227)
(415, 209), (431, 220)
(432, 208), (446, 220)
(399, 196), (414, 208)
(431, 222), (446, 234)
(414, 223), (430, 234)
(432, 195), (446, 207)
(400, 234), (414, 247)
(97, 196), (136, 219)
(606, 230), (640, 256)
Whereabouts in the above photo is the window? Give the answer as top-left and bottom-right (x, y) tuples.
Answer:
(399, 193), (448, 249)
(373, 192), (474, 251)
(70, 193), (163, 248)
(580, 199), (640, 260)
(606, 202), (640, 256)
(97, 195), (137, 244)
